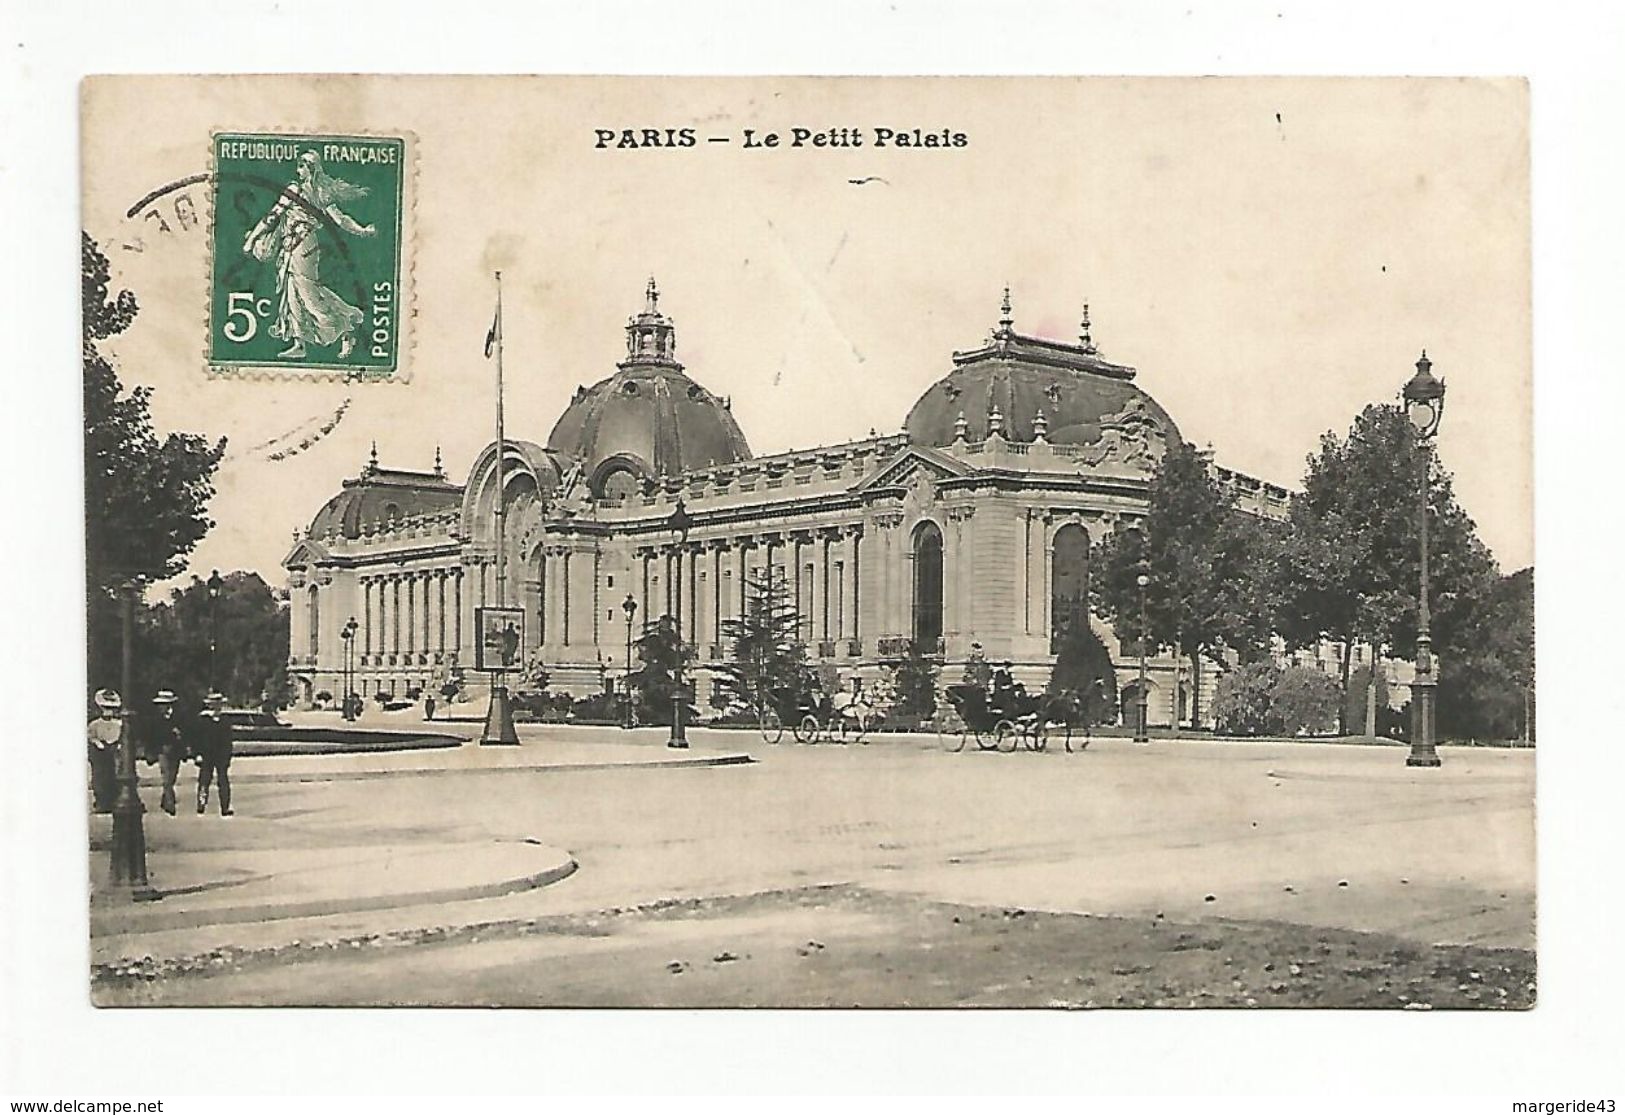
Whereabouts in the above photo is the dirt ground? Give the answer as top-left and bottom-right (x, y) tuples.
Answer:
(94, 884), (1535, 1009)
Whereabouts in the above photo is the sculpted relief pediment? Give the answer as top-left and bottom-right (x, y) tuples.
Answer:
(1077, 397), (1168, 473)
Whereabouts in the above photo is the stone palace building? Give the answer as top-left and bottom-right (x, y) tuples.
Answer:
(285, 281), (1306, 728)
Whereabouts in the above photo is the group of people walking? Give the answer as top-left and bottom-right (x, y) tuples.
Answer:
(87, 688), (236, 818)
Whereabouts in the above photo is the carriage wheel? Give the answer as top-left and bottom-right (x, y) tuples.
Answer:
(994, 719), (1018, 753)
(938, 714), (967, 752)
(974, 724), (1000, 751)
(759, 707), (783, 745)
(794, 714), (821, 744)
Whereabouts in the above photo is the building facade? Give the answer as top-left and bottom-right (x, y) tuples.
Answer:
(285, 282), (1299, 728)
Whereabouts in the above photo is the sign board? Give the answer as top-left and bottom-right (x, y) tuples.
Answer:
(474, 606), (524, 673)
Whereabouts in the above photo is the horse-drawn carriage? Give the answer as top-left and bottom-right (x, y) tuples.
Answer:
(758, 681), (878, 745)
(936, 683), (1085, 753)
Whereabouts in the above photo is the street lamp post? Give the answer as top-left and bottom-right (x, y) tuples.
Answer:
(1134, 571), (1151, 743)
(108, 580), (157, 901)
(622, 592), (638, 729)
(341, 616), (358, 720)
(206, 569), (223, 694)
(667, 498), (692, 749)
(1402, 350), (1447, 768)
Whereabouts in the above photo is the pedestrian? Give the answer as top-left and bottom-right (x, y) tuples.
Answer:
(149, 690), (188, 816)
(192, 691), (235, 817)
(87, 689), (122, 814)
(424, 693), (437, 721)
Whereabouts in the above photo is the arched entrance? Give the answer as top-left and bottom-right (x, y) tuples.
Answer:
(912, 520), (944, 648)
(1050, 523), (1091, 652)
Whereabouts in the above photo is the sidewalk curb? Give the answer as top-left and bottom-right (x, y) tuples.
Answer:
(93, 848), (579, 936)
(232, 750), (754, 785)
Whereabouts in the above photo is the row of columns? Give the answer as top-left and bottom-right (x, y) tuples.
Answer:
(357, 568), (463, 663)
(631, 526), (864, 652)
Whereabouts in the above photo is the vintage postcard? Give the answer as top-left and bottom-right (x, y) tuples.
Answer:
(81, 75), (1532, 1008)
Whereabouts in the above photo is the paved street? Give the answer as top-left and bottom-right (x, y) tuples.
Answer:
(92, 727), (1535, 1007)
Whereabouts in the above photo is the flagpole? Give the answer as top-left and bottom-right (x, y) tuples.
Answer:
(494, 270), (506, 611)
(481, 269), (520, 745)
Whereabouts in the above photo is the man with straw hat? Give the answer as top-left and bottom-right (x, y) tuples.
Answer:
(87, 689), (122, 814)
(150, 689), (187, 816)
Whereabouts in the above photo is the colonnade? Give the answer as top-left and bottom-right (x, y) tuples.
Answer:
(355, 567), (464, 666)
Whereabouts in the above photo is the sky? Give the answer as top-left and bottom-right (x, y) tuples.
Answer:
(81, 75), (1532, 593)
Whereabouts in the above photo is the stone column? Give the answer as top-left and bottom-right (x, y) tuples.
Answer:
(712, 543), (724, 645)
(561, 548), (573, 647)
(850, 526), (863, 646)
(453, 568), (464, 662)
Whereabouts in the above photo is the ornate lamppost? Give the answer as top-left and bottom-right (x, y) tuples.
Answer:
(206, 569), (223, 693)
(1134, 571), (1151, 743)
(341, 616), (358, 720)
(667, 497), (692, 749)
(108, 580), (157, 901)
(1402, 350), (1446, 768)
(621, 592), (638, 729)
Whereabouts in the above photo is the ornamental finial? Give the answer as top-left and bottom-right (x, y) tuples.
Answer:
(645, 276), (659, 314)
(1417, 348), (1431, 373)
(433, 445), (444, 476)
(998, 285), (1013, 333)
(1080, 301), (1097, 354)
(1033, 408), (1049, 442)
(953, 411), (969, 442)
(367, 440), (379, 472)
(988, 404), (1005, 438)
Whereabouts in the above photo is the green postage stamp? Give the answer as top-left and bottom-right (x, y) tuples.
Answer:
(208, 132), (407, 378)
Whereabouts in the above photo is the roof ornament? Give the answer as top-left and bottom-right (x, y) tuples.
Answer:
(433, 445), (444, 477)
(953, 411), (969, 442)
(366, 440), (379, 475)
(997, 285), (1014, 335)
(1079, 302), (1098, 355)
(988, 404), (1006, 439)
(1032, 408), (1049, 443)
(645, 276), (659, 315)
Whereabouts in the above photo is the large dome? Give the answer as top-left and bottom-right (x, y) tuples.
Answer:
(904, 298), (1181, 450)
(547, 280), (752, 498)
(308, 447), (462, 538)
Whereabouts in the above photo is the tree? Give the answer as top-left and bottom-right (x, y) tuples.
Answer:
(884, 639), (941, 721)
(628, 614), (695, 726)
(716, 568), (807, 716)
(1046, 623), (1117, 728)
(1213, 662), (1281, 736)
(1275, 404), (1499, 732)
(84, 233), (226, 695)
(1437, 567), (1535, 742)
(141, 571), (292, 710)
(1092, 440), (1272, 730)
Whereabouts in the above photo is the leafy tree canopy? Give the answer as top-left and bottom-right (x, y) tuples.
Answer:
(83, 232), (226, 598)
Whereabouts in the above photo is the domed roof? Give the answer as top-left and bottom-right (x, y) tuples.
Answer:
(308, 445), (462, 538)
(904, 294), (1182, 450)
(547, 279), (752, 494)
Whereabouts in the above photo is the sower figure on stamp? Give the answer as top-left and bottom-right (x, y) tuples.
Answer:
(191, 691), (235, 817)
(242, 150), (376, 360)
(150, 689), (188, 816)
(87, 689), (122, 815)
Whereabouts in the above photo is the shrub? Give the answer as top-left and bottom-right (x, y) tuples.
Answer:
(1046, 624), (1118, 727)
(1272, 665), (1341, 736)
(1214, 661), (1281, 736)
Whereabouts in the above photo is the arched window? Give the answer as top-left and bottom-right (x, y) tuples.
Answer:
(1050, 523), (1091, 653)
(912, 520), (944, 648)
(307, 584), (320, 658)
(600, 467), (639, 502)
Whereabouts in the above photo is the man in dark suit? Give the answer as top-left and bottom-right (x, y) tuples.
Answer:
(192, 691), (235, 817)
